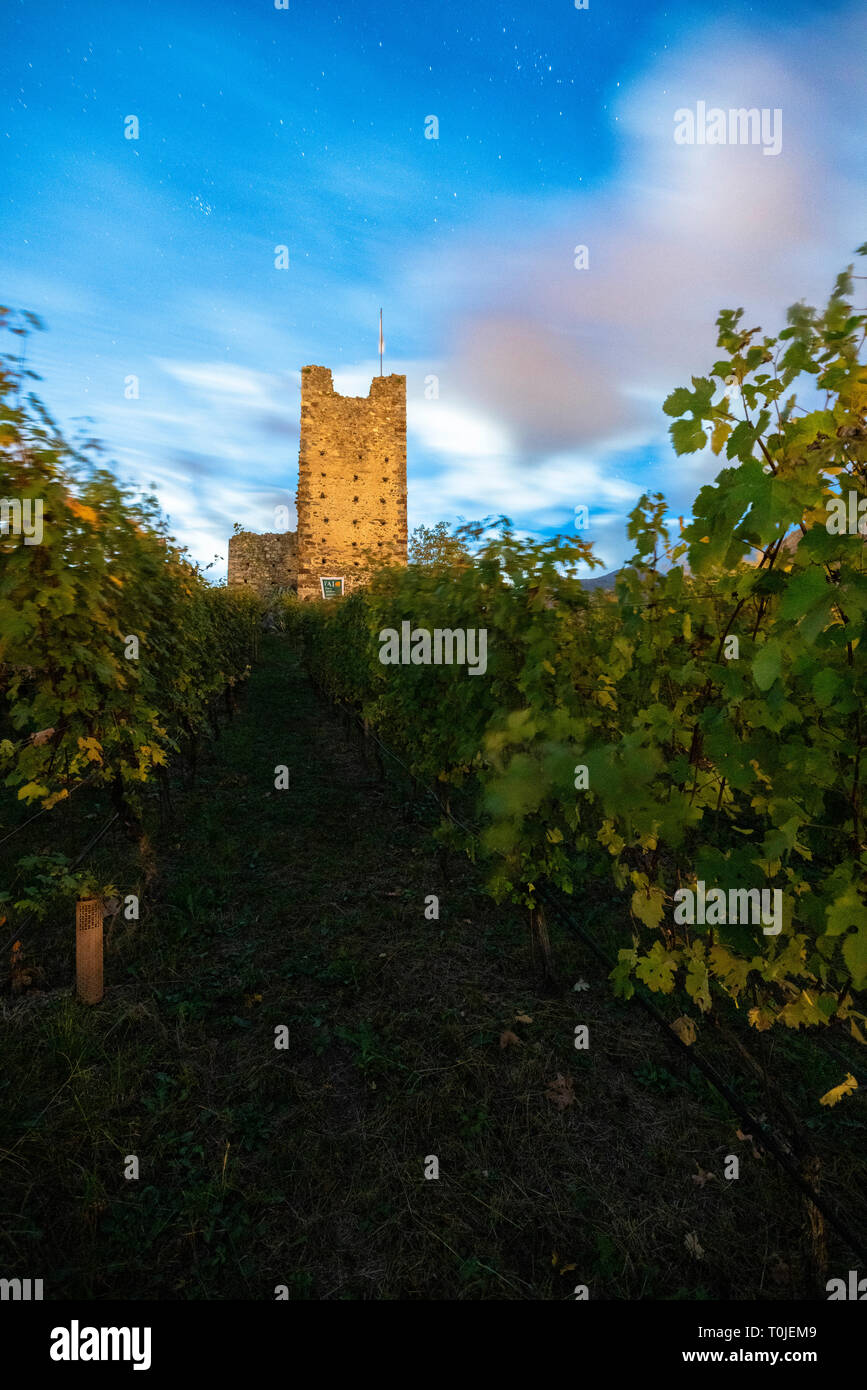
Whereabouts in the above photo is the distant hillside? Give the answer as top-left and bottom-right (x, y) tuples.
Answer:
(580, 569), (619, 590)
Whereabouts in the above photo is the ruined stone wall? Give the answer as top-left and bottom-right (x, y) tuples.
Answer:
(227, 530), (298, 595)
(295, 366), (407, 601)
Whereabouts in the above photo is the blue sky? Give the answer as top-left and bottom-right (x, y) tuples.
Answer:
(2, 0), (864, 577)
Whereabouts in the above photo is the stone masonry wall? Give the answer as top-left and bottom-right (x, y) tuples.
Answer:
(227, 530), (298, 594)
(295, 366), (407, 601)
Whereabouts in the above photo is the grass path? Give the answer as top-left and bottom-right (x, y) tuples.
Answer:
(1, 636), (861, 1299)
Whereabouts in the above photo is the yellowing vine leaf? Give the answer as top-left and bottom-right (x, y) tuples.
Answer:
(17, 781), (49, 802)
(597, 820), (625, 856)
(777, 991), (825, 1030)
(65, 497), (98, 525)
(711, 420), (732, 455)
(748, 1005), (774, 1033)
(630, 883), (666, 929)
(77, 736), (104, 765)
(685, 948), (712, 1013)
(635, 941), (678, 993)
(819, 1073), (857, 1108)
(710, 944), (757, 996)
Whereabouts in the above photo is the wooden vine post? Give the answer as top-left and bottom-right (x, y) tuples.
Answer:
(530, 902), (557, 989)
(75, 898), (104, 1004)
(801, 1155), (827, 1284)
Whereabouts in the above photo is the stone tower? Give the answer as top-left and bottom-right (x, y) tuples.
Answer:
(226, 364), (407, 598)
(294, 366), (407, 601)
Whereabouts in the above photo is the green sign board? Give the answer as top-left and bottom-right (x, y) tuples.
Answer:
(319, 576), (344, 599)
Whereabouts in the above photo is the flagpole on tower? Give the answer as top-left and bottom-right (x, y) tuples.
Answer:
(379, 308), (384, 376)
